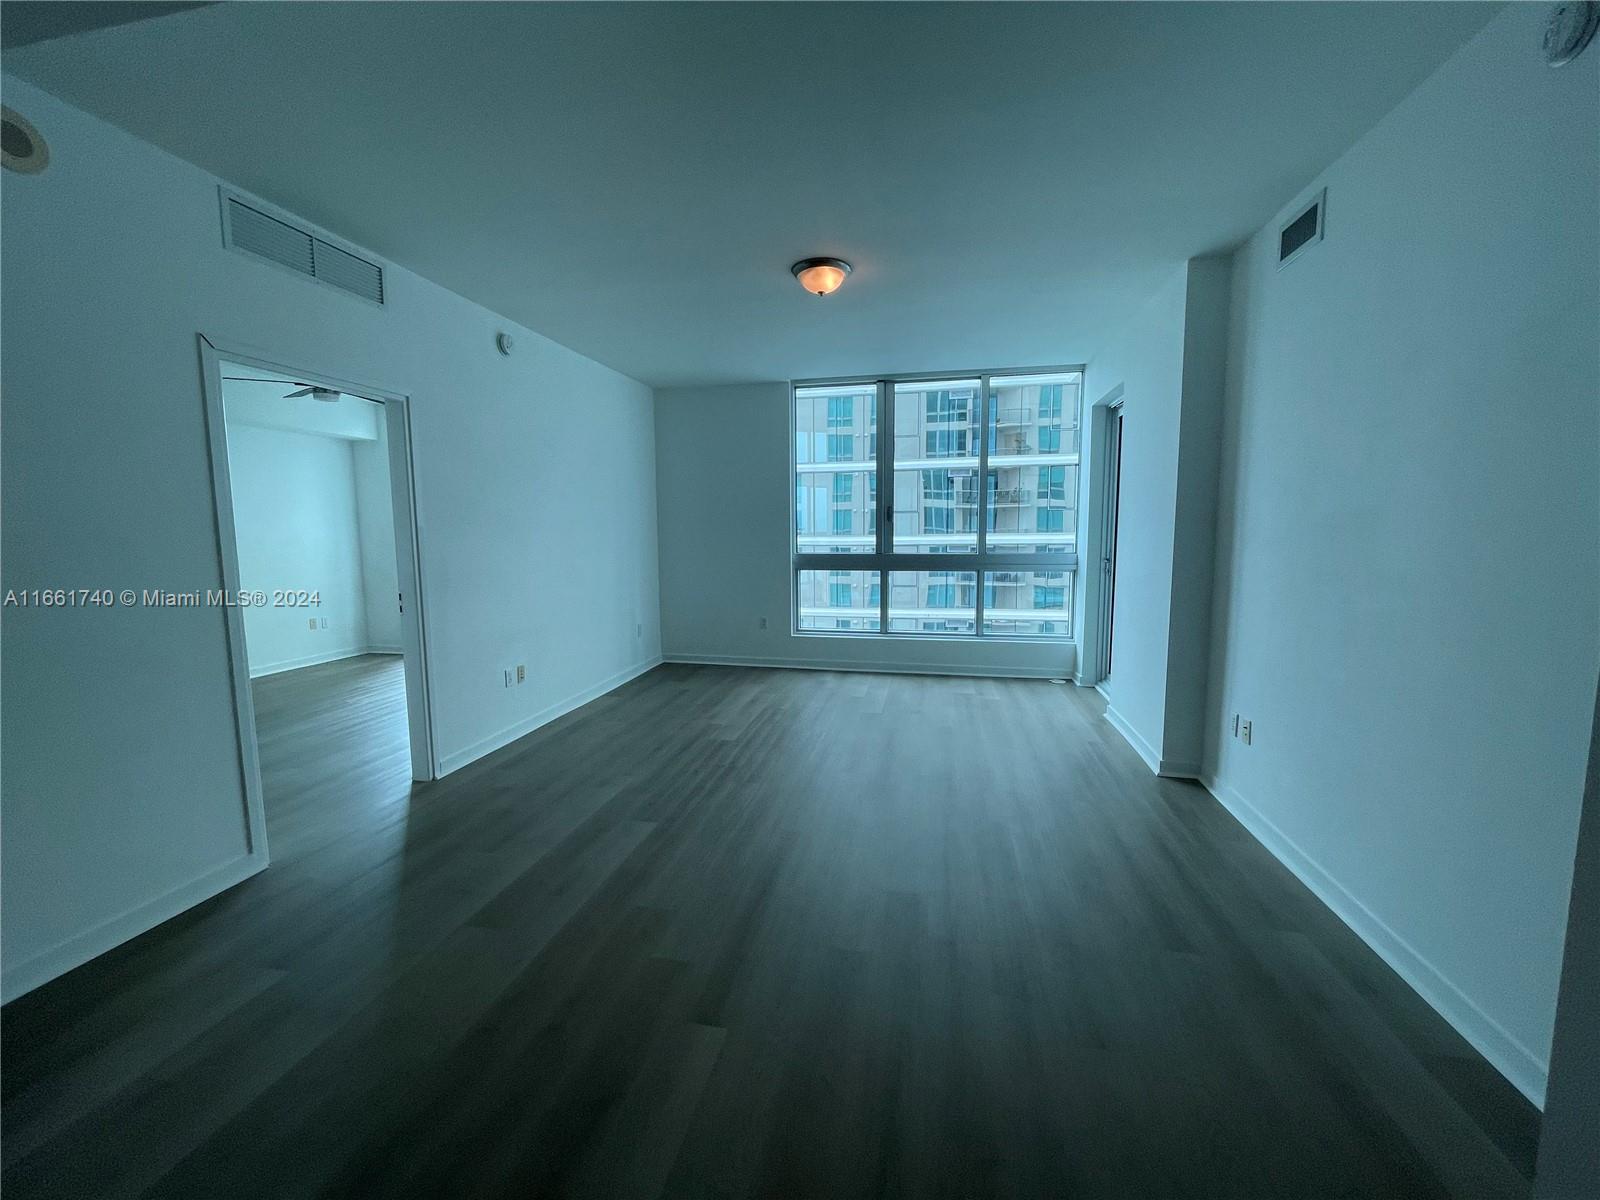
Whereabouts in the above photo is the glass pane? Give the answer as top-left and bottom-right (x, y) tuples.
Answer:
(893, 380), (979, 554)
(985, 372), (1080, 554)
(796, 385), (877, 467)
(798, 569), (881, 632)
(796, 385), (877, 553)
(982, 570), (1073, 638)
(796, 469), (876, 553)
(888, 570), (977, 635)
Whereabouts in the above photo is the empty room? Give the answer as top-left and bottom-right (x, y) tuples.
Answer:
(1, 3), (1595, 1198)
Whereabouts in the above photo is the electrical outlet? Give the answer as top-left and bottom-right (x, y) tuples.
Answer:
(1240, 719), (1252, 746)
(758, 616), (768, 631)
(320, 617), (328, 630)
(516, 664), (526, 684)
(308, 617), (317, 631)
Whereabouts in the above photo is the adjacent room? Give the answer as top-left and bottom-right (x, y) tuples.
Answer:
(1, 3), (1595, 1198)
(219, 363), (433, 855)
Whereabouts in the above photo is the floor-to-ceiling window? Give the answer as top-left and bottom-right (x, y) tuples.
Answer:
(794, 370), (1081, 638)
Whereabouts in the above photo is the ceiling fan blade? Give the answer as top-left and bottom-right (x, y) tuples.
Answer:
(283, 386), (316, 400)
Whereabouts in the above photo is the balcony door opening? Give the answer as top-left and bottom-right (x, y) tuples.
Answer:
(1097, 401), (1124, 683)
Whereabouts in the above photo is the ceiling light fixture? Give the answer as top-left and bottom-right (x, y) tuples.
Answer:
(791, 257), (852, 296)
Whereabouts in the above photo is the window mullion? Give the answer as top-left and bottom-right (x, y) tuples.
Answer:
(975, 373), (991, 636)
(878, 379), (891, 633)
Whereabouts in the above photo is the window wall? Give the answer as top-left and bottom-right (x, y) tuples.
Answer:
(794, 371), (1080, 637)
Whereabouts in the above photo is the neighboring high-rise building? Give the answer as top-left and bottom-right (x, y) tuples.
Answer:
(794, 373), (1080, 636)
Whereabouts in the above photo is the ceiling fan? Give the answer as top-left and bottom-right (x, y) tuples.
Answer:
(224, 374), (341, 402)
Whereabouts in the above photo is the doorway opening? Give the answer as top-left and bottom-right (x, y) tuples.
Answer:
(1096, 401), (1124, 683)
(200, 339), (435, 864)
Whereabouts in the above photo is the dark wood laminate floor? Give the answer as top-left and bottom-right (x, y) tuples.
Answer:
(3, 656), (1539, 1199)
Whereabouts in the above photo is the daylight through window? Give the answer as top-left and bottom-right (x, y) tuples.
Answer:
(794, 370), (1081, 637)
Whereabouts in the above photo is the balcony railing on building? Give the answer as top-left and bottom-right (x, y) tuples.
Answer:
(954, 488), (1032, 507)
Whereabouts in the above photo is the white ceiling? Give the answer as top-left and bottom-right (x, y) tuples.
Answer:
(7, 3), (1494, 386)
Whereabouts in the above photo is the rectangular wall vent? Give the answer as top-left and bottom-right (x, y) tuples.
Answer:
(1277, 189), (1325, 269)
(221, 190), (385, 305)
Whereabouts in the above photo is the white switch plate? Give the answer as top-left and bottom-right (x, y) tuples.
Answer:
(1241, 719), (1252, 746)
(320, 617), (328, 629)
(516, 664), (526, 684)
(503, 668), (514, 688)
(308, 617), (317, 630)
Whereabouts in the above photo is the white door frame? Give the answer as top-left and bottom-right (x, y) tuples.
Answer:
(1075, 382), (1124, 688)
(1094, 398), (1125, 684)
(197, 334), (440, 860)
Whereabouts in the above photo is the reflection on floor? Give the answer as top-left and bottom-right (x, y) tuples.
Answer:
(2, 661), (1539, 1198)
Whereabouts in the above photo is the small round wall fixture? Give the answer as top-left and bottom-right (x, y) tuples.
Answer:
(1544, 1), (1599, 65)
(496, 331), (514, 356)
(1, 106), (48, 174)
(791, 257), (852, 296)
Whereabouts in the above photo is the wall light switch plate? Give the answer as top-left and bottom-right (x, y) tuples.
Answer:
(1241, 720), (1252, 746)
(309, 618), (318, 630)
(1231, 713), (1240, 737)
(320, 617), (328, 629)
(503, 669), (514, 688)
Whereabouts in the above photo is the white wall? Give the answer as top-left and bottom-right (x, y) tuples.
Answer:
(0, 74), (661, 1000)
(655, 383), (1076, 678)
(1081, 270), (1187, 755)
(1535, 683), (1599, 1196)
(227, 423), (371, 674)
(352, 420), (402, 652)
(1203, 3), (1598, 1104)
(1077, 259), (1230, 775)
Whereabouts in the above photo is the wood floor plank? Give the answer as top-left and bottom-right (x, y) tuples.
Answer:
(1, 655), (1538, 1198)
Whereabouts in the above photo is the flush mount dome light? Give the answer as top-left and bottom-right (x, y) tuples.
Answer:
(791, 257), (852, 296)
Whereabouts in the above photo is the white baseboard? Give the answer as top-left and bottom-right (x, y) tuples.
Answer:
(438, 656), (664, 776)
(1, 851), (266, 1004)
(366, 644), (403, 656)
(248, 645), (384, 678)
(1101, 704), (1199, 779)
(664, 652), (1067, 680)
(1103, 704), (1161, 771)
(1201, 773), (1549, 1108)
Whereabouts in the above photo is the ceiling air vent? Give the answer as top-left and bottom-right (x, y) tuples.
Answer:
(1278, 189), (1325, 269)
(221, 189), (385, 305)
